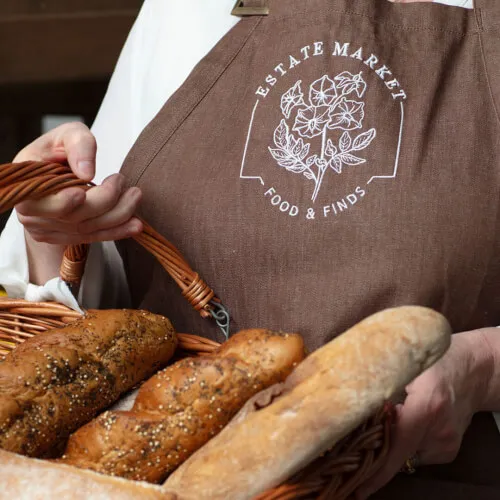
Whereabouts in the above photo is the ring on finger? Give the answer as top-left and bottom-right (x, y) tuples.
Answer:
(400, 453), (420, 475)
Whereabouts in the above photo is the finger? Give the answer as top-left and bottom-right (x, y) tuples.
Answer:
(60, 123), (97, 181)
(356, 396), (429, 498)
(16, 188), (86, 219)
(20, 187), (139, 234)
(18, 216), (74, 235)
(77, 187), (142, 234)
(29, 218), (143, 245)
(65, 174), (126, 223)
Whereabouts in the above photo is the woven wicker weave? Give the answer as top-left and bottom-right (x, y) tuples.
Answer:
(0, 161), (392, 499)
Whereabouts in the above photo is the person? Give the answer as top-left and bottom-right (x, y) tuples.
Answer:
(2, 0), (500, 498)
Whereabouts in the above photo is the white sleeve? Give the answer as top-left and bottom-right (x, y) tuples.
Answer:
(434, 0), (473, 7)
(0, 0), (237, 310)
(0, 212), (82, 310)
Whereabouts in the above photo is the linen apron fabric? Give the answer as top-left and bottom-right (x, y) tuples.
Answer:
(118, 0), (500, 495)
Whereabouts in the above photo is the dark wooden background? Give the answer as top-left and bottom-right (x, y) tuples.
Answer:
(0, 0), (144, 230)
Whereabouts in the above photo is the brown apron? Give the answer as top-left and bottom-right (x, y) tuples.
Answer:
(118, 0), (500, 496)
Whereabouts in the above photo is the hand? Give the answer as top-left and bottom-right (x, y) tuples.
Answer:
(14, 122), (143, 245)
(355, 330), (493, 499)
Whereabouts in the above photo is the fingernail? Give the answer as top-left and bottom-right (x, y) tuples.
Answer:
(129, 220), (142, 233)
(77, 161), (94, 180)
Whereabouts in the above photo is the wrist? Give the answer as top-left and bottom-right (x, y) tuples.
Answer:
(452, 330), (494, 413)
(457, 329), (497, 412)
(24, 229), (66, 285)
(475, 328), (500, 412)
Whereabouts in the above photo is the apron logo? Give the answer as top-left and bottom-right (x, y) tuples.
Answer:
(268, 72), (376, 203)
(240, 40), (407, 222)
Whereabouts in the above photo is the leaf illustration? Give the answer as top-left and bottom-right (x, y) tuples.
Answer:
(279, 133), (311, 162)
(277, 158), (299, 168)
(325, 139), (337, 158)
(338, 153), (366, 166)
(339, 131), (352, 152)
(304, 171), (315, 180)
(278, 159), (307, 173)
(273, 120), (289, 149)
(330, 156), (343, 174)
(306, 154), (318, 167)
(268, 147), (290, 162)
(352, 128), (377, 151)
(296, 139), (311, 160)
(281, 81), (305, 119)
(291, 137), (303, 156)
(309, 75), (338, 107)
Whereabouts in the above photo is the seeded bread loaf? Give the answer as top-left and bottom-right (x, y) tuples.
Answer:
(0, 309), (177, 457)
(0, 449), (177, 500)
(164, 306), (452, 500)
(58, 329), (306, 483)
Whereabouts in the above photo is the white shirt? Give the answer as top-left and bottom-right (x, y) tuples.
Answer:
(0, 0), (475, 309)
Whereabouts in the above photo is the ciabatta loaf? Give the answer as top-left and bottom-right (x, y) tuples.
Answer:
(164, 306), (451, 500)
(0, 310), (177, 457)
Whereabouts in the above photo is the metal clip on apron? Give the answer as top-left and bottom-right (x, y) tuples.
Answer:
(232, 0), (270, 17)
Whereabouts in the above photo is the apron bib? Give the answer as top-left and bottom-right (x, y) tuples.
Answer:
(118, 0), (500, 495)
(119, 0), (500, 350)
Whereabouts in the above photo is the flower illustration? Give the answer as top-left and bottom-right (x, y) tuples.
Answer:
(293, 105), (331, 138)
(328, 99), (365, 130)
(334, 71), (367, 98)
(280, 81), (305, 119)
(269, 72), (376, 203)
(308, 75), (337, 107)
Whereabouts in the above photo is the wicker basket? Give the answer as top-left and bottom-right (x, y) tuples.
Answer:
(0, 161), (393, 499)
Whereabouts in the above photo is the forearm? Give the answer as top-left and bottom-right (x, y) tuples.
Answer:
(25, 230), (65, 285)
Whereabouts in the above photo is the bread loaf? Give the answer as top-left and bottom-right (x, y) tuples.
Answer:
(164, 306), (452, 500)
(0, 449), (177, 500)
(58, 329), (306, 483)
(0, 309), (177, 457)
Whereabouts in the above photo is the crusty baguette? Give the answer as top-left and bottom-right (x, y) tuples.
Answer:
(0, 309), (177, 457)
(164, 306), (452, 500)
(0, 449), (177, 500)
(58, 329), (306, 483)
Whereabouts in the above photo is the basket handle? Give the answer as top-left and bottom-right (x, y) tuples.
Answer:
(0, 161), (230, 338)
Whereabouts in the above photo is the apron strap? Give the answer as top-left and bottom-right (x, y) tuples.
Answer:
(474, 0), (500, 29)
(474, 0), (500, 127)
(232, 0), (269, 17)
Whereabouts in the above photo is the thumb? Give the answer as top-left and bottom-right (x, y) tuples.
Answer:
(61, 123), (97, 182)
